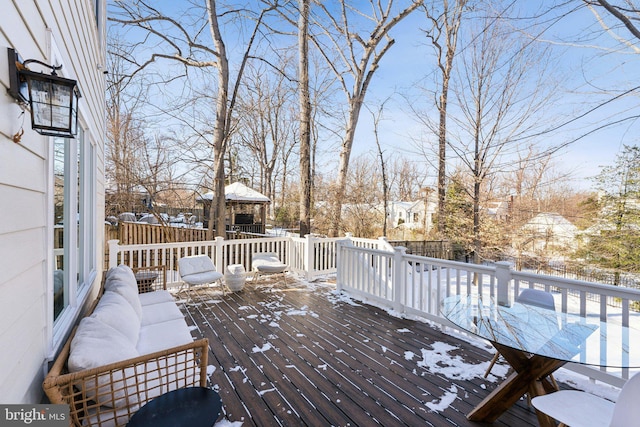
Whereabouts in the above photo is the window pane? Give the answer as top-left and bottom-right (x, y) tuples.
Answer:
(53, 138), (66, 320)
(77, 130), (82, 287)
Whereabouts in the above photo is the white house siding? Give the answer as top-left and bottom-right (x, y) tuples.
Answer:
(0, 0), (105, 403)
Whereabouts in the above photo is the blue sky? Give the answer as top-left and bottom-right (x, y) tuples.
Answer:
(109, 1), (640, 193)
(341, 2), (640, 192)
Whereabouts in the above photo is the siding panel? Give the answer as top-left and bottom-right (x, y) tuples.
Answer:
(0, 0), (105, 403)
(0, 140), (46, 193)
(0, 187), (45, 235)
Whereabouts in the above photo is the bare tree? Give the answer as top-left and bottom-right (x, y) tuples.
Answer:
(235, 63), (297, 215)
(368, 102), (390, 236)
(584, 0), (640, 43)
(449, 11), (555, 263)
(342, 155), (384, 238)
(105, 34), (151, 215)
(109, 1), (275, 237)
(309, 0), (422, 236)
(422, 0), (469, 237)
(299, 0), (312, 236)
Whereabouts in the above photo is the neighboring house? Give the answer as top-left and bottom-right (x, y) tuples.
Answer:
(387, 197), (437, 232)
(485, 200), (510, 221)
(0, 1), (106, 403)
(519, 213), (578, 255)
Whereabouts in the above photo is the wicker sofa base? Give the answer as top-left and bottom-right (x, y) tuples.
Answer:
(43, 265), (209, 427)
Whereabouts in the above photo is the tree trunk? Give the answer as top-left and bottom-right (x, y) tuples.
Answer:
(206, 0), (230, 239)
(298, 0), (312, 236)
(330, 106), (361, 237)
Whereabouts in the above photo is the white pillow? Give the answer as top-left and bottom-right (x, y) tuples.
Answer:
(90, 291), (141, 344)
(68, 317), (140, 408)
(104, 266), (143, 320)
(104, 265), (137, 290)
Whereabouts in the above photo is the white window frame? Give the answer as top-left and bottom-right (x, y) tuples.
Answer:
(46, 38), (97, 358)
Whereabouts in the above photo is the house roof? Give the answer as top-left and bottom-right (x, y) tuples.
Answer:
(199, 182), (270, 204)
(522, 213), (578, 236)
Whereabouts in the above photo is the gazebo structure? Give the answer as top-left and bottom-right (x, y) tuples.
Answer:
(198, 182), (270, 235)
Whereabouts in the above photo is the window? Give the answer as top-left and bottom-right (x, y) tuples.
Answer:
(53, 127), (96, 322)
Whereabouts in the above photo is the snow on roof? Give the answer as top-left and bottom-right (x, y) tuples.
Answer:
(199, 182), (270, 203)
(522, 213), (578, 234)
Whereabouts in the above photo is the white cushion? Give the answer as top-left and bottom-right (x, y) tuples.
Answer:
(68, 317), (139, 408)
(137, 319), (194, 356)
(178, 255), (217, 277)
(104, 266), (142, 320)
(252, 253), (287, 273)
(104, 265), (137, 291)
(141, 301), (184, 326)
(90, 291), (141, 344)
(138, 290), (174, 306)
(181, 271), (223, 286)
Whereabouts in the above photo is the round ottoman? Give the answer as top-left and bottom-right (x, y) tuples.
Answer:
(224, 264), (246, 292)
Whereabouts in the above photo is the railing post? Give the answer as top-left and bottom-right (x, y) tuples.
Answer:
(496, 261), (513, 306)
(108, 239), (120, 269)
(286, 235), (293, 273)
(336, 239), (344, 293)
(336, 237), (354, 293)
(393, 246), (407, 313)
(304, 234), (314, 281)
(214, 236), (224, 271)
(377, 236), (394, 251)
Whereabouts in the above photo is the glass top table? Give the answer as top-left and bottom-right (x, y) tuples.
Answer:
(441, 294), (640, 426)
(441, 294), (640, 368)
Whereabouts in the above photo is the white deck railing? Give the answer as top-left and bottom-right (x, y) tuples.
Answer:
(336, 240), (640, 387)
(108, 235), (640, 387)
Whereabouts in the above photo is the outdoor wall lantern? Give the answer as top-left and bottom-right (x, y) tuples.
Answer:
(7, 47), (81, 138)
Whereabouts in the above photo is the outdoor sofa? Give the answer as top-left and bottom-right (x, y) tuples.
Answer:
(43, 264), (208, 427)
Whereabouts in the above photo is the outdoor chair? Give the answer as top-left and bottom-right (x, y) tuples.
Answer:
(484, 288), (559, 389)
(251, 252), (288, 285)
(178, 255), (225, 297)
(532, 372), (640, 427)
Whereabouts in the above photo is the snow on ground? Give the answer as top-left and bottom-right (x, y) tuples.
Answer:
(324, 276), (625, 402)
(205, 274), (625, 424)
(425, 384), (458, 412)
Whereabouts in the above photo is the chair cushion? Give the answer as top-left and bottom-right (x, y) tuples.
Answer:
(178, 255), (216, 277)
(68, 317), (140, 408)
(252, 253), (287, 273)
(90, 291), (141, 344)
(137, 319), (195, 356)
(181, 271), (223, 286)
(532, 390), (615, 427)
(141, 301), (184, 326)
(138, 290), (174, 306)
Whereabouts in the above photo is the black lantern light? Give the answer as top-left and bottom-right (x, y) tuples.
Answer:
(7, 48), (81, 138)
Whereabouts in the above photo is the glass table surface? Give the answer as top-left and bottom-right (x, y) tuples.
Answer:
(441, 295), (640, 368)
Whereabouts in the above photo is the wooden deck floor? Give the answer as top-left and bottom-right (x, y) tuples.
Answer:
(180, 277), (542, 426)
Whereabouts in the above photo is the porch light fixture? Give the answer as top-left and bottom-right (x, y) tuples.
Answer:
(7, 48), (81, 138)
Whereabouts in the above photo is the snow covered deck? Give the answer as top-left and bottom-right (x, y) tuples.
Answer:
(180, 277), (543, 426)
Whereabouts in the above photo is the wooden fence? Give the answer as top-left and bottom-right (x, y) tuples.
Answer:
(107, 222), (209, 245)
(388, 240), (455, 260)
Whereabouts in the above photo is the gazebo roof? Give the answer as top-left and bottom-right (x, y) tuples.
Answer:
(199, 182), (270, 204)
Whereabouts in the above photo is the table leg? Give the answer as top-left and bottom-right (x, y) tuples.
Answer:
(467, 343), (566, 426)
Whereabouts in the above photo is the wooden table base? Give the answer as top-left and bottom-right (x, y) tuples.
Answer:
(467, 343), (564, 427)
